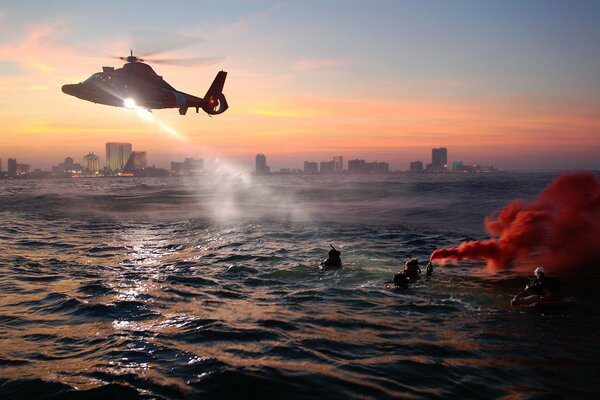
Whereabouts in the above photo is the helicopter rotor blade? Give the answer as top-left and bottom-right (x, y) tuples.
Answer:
(129, 31), (203, 57)
(146, 56), (224, 67)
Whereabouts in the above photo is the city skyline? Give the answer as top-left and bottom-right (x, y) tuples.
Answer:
(0, 143), (511, 172)
(0, 1), (599, 171)
(2, 144), (496, 176)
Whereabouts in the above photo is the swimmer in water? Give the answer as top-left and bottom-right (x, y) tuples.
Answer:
(511, 267), (562, 306)
(321, 244), (342, 269)
(391, 257), (421, 288)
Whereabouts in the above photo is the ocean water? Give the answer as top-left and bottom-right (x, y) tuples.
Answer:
(0, 172), (598, 399)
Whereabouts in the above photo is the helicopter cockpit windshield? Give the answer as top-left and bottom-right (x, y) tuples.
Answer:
(84, 73), (103, 83)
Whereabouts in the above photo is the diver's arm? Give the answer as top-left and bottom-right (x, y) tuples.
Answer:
(511, 282), (536, 304)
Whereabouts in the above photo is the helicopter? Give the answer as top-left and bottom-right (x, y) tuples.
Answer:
(62, 50), (228, 116)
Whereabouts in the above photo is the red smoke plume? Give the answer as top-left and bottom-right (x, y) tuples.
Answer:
(430, 172), (600, 273)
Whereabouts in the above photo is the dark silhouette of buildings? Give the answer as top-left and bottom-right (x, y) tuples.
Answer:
(184, 157), (203, 172)
(410, 161), (423, 172)
(428, 147), (448, 172)
(451, 161), (497, 173)
(348, 159), (365, 173)
(348, 159), (389, 174)
(320, 160), (335, 174)
(7, 158), (17, 177)
(16, 163), (30, 176)
(52, 157), (83, 176)
(333, 156), (344, 172)
(170, 162), (184, 175)
(304, 161), (318, 174)
(255, 153), (270, 175)
(170, 157), (204, 175)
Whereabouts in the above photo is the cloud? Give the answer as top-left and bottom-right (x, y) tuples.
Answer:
(0, 60), (25, 76)
(215, 3), (285, 37)
(292, 58), (341, 71)
(0, 21), (74, 75)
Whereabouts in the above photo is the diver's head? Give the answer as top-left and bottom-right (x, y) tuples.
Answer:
(534, 267), (545, 278)
(406, 258), (418, 266)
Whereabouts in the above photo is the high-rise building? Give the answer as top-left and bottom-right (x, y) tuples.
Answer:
(431, 147), (448, 171)
(106, 142), (132, 173)
(0, 157), (2, 172)
(122, 151), (147, 173)
(348, 159), (365, 173)
(333, 156), (344, 172)
(410, 161), (423, 172)
(7, 158), (17, 177)
(255, 153), (270, 175)
(83, 152), (100, 174)
(320, 160), (335, 174)
(304, 161), (318, 174)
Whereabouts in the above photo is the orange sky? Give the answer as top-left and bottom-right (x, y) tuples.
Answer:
(1, 3), (600, 171)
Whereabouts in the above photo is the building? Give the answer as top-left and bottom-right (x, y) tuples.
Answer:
(16, 163), (30, 175)
(0, 157), (2, 172)
(83, 152), (100, 174)
(255, 153), (270, 175)
(304, 161), (318, 174)
(169, 157), (203, 175)
(333, 156), (344, 172)
(410, 161), (423, 172)
(430, 147), (448, 172)
(370, 162), (389, 174)
(122, 151), (147, 173)
(7, 158), (17, 177)
(106, 142), (132, 173)
(320, 160), (335, 174)
(170, 162), (185, 175)
(183, 157), (204, 173)
(52, 157), (83, 176)
(348, 159), (389, 174)
(348, 159), (366, 173)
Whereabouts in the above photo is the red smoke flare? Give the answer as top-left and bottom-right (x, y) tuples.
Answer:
(430, 172), (600, 273)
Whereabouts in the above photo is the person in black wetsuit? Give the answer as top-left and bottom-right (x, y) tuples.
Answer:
(321, 244), (342, 269)
(392, 258), (421, 288)
(511, 267), (562, 306)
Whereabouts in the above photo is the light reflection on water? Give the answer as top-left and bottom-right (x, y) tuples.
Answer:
(0, 174), (598, 399)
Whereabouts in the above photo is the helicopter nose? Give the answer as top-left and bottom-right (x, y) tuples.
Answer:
(61, 84), (78, 96)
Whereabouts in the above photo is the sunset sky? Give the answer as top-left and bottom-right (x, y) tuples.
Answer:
(1, 0), (599, 171)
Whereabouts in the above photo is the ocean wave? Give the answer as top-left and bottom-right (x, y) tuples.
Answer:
(1, 173), (598, 399)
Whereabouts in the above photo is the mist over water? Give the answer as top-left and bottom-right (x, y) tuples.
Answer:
(1, 172), (599, 399)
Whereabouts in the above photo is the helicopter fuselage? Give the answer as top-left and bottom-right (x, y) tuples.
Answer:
(62, 62), (228, 115)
